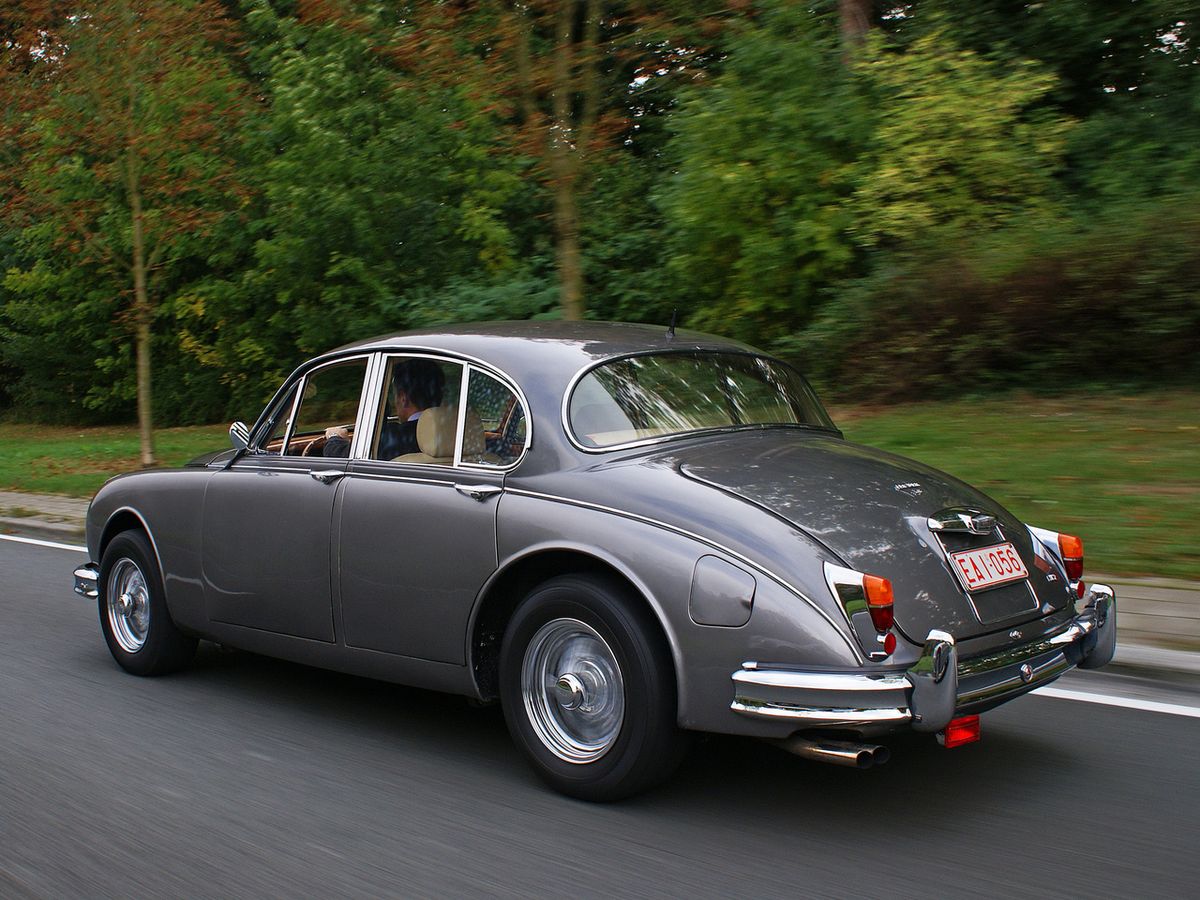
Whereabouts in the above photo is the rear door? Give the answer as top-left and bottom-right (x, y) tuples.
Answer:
(335, 357), (528, 663)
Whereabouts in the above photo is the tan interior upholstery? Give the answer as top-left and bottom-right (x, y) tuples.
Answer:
(390, 405), (500, 466)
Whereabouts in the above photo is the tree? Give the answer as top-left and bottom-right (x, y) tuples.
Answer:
(657, 3), (866, 342)
(850, 29), (1071, 246)
(1, 0), (247, 464)
(380, 0), (733, 321)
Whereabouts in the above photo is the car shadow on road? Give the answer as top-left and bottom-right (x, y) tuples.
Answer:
(165, 641), (1083, 823)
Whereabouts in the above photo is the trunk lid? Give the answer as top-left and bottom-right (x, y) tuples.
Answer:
(674, 430), (1070, 642)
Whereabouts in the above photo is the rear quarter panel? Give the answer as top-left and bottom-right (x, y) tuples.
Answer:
(496, 490), (861, 737)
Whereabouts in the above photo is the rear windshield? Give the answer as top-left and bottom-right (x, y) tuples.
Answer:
(568, 351), (836, 449)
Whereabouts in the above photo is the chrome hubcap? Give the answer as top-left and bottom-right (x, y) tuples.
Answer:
(522, 618), (625, 764)
(106, 559), (150, 653)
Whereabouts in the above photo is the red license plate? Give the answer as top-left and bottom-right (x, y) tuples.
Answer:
(949, 542), (1029, 592)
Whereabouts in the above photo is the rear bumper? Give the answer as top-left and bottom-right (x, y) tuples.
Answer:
(731, 583), (1117, 734)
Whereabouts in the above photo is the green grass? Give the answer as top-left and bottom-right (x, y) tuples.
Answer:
(0, 390), (1196, 579)
(0, 423), (229, 497)
(832, 391), (1200, 580)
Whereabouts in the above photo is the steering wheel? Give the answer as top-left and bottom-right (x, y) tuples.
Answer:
(301, 436), (327, 457)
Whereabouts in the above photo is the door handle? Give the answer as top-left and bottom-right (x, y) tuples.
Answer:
(455, 484), (503, 502)
(310, 470), (346, 484)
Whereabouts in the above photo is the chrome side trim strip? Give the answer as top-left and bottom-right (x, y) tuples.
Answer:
(503, 487), (864, 663)
(344, 471), (456, 488)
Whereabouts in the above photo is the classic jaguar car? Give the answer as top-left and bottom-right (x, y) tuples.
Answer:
(73, 322), (1116, 800)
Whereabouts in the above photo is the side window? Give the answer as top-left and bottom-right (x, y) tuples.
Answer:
(282, 358), (369, 457)
(371, 356), (463, 463)
(465, 368), (526, 467)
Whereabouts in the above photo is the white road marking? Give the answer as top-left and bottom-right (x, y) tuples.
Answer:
(0, 533), (87, 553)
(1034, 686), (1200, 719)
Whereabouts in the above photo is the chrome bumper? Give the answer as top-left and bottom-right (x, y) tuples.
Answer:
(732, 584), (1117, 734)
(73, 563), (99, 599)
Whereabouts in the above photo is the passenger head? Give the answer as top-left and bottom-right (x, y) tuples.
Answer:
(392, 358), (445, 414)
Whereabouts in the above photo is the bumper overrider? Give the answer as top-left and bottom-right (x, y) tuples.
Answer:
(74, 563), (99, 599)
(732, 584), (1116, 734)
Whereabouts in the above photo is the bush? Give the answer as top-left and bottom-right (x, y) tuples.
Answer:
(787, 200), (1200, 400)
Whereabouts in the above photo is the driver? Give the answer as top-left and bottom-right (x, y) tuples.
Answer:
(323, 358), (445, 458)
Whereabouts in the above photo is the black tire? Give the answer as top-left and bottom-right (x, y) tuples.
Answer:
(499, 573), (689, 801)
(98, 530), (196, 676)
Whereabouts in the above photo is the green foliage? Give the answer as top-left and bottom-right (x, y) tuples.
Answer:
(175, 2), (527, 409)
(657, 4), (865, 342)
(1, 0), (1198, 429)
(791, 200), (1200, 400)
(850, 29), (1071, 246)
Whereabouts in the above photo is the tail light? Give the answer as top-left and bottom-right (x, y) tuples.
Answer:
(824, 564), (897, 660)
(862, 574), (895, 633)
(1058, 533), (1084, 596)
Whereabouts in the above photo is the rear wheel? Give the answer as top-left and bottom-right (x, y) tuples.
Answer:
(98, 530), (196, 676)
(499, 574), (688, 801)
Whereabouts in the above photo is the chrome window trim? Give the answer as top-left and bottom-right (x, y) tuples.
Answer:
(349, 352), (386, 460)
(356, 351), (532, 472)
(560, 348), (840, 455)
(503, 486), (864, 664)
(275, 352), (374, 458)
(453, 365), (470, 467)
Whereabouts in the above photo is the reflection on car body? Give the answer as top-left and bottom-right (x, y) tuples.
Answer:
(72, 322), (1116, 800)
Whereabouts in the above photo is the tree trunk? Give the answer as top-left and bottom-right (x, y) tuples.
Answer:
(129, 182), (155, 467)
(550, 0), (584, 320)
(553, 163), (584, 321)
(839, 0), (872, 53)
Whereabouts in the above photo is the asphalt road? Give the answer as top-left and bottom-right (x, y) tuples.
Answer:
(3, 539), (1198, 899)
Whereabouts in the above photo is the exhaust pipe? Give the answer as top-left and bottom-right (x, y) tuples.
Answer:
(775, 736), (891, 769)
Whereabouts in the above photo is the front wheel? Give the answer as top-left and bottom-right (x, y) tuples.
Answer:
(98, 530), (196, 676)
(499, 574), (688, 801)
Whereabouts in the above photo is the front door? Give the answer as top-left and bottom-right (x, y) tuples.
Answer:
(202, 355), (374, 641)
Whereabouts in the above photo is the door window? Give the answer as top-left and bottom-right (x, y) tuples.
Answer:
(370, 356), (463, 463)
(464, 368), (527, 467)
(283, 357), (370, 457)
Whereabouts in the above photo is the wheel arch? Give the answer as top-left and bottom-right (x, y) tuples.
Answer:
(468, 544), (683, 705)
(98, 507), (166, 591)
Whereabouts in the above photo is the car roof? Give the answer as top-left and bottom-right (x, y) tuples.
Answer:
(331, 320), (761, 384)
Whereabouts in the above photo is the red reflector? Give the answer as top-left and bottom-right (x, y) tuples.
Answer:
(882, 631), (897, 655)
(1076, 580), (1086, 599)
(941, 715), (981, 748)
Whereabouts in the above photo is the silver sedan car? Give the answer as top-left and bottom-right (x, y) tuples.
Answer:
(73, 322), (1116, 800)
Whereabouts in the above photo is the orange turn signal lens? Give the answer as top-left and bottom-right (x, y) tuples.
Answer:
(862, 575), (894, 608)
(1058, 533), (1083, 559)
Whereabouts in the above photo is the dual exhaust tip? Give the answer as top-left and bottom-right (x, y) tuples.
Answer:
(775, 735), (891, 769)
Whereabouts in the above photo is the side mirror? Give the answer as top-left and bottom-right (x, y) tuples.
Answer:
(229, 421), (250, 450)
